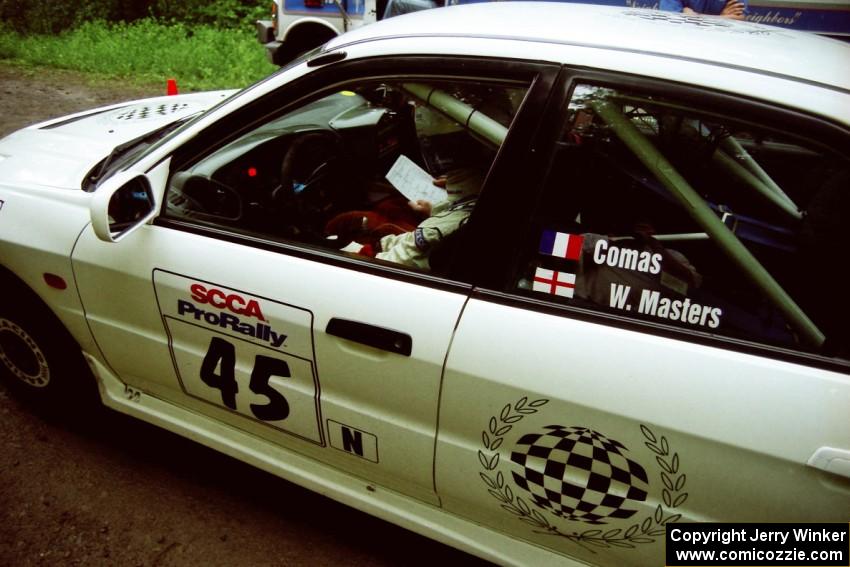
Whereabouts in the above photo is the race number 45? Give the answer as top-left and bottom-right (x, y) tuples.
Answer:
(200, 336), (290, 421)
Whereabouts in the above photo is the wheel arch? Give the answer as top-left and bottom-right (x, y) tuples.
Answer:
(275, 20), (340, 64)
(0, 264), (82, 349)
(282, 18), (339, 45)
(0, 262), (102, 408)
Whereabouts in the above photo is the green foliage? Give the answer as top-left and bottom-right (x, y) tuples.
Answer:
(0, 19), (277, 91)
(0, 0), (268, 34)
(153, 0), (269, 28)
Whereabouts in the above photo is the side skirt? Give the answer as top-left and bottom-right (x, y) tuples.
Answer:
(82, 352), (574, 567)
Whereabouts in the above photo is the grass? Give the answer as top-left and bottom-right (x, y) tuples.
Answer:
(0, 19), (278, 91)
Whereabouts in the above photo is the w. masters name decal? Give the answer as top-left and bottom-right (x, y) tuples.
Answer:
(479, 397), (686, 551)
(533, 230), (723, 330)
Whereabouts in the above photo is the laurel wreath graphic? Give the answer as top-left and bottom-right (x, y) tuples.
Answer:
(478, 397), (687, 552)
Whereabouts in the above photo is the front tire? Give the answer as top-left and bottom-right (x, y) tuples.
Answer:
(0, 293), (98, 411)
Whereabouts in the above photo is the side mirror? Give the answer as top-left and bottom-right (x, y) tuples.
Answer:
(90, 171), (157, 242)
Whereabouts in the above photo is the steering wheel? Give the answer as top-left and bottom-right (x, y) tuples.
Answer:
(272, 130), (345, 235)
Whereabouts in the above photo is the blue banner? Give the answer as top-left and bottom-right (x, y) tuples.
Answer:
(448, 0), (850, 35)
(284, 0), (366, 17)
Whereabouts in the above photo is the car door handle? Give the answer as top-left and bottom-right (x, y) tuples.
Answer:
(808, 447), (850, 479)
(326, 318), (412, 356)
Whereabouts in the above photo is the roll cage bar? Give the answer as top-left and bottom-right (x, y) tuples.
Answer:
(591, 96), (824, 347)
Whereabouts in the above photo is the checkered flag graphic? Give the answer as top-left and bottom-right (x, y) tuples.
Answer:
(510, 425), (649, 525)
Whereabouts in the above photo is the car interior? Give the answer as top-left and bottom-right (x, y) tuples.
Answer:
(165, 80), (526, 272)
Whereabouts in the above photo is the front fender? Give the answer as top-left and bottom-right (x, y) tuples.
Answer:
(0, 183), (99, 357)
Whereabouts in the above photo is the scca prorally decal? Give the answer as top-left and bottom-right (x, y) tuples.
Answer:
(479, 397), (686, 552)
(177, 283), (287, 348)
(191, 283), (266, 320)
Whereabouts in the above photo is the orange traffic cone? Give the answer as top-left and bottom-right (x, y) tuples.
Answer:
(166, 78), (178, 96)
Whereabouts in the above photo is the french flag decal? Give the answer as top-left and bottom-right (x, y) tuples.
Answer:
(532, 267), (577, 298)
(539, 230), (583, 260)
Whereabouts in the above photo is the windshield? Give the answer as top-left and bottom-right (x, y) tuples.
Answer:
(85, 51), (319, 192)
(83, 113), (201, 192)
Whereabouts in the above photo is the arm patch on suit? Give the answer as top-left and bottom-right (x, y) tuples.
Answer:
(414, 228), (429, 251)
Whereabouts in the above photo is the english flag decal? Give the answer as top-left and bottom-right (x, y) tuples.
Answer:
(532, 267), (577, 299)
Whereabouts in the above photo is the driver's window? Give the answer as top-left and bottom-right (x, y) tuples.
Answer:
(165, 79), (529, 272)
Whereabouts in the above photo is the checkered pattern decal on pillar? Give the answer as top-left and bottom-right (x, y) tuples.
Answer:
(510, 425), (649, 524)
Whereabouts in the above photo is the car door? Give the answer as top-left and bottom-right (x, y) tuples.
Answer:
(71, 55), (555, 504)
(436, 72), (850, 565)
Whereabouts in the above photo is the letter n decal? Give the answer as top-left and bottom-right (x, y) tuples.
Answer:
(327, 420), (379, 462)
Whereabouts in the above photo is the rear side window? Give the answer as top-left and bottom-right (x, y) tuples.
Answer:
(513, 83), (850, 358)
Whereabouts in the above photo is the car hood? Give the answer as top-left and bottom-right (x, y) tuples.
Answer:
(0, 90), (236, 190)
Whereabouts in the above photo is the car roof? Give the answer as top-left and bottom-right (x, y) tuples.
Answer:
(325, 2), (850, 93)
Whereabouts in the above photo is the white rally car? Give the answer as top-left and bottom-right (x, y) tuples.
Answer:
(1, 4), (849, 565)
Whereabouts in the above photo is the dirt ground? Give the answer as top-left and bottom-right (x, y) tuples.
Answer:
(0, 61), (489, 567)
(0, 63), (158, 136)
